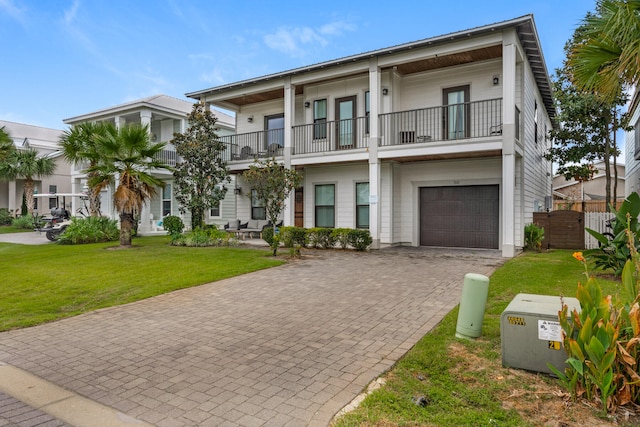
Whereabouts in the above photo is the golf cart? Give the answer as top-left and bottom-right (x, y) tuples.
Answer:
(33, 193), (90, 241)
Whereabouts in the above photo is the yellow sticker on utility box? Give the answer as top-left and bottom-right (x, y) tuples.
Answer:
(548, 341), (561, 350)
(538, 320), (562, 341)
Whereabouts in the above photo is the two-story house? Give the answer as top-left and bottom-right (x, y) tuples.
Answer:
(63, 94), (235, 232)
(626, 89), (640, 197)
(186, 15), (554, 257)
(0, 120), (72, 215)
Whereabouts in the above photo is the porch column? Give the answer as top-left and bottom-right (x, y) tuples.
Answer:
(139, 109), (153, 233)
(8, 180), (17, 214)
(368, 58), (381, 248)
(283, 77), (296, 226)
(501, 33), (517, 257)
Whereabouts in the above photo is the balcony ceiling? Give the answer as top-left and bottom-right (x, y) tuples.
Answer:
(388, 45), (502, 75)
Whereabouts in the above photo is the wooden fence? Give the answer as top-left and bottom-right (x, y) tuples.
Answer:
(533, 211), (584, 250)
(553, 199), (624, 212)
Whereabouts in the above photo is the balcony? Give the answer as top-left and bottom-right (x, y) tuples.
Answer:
(155, 148), (179, 167)
(216, 129), (284, 161)
(380, 98), (503, 146)
(292, 117), (369, 155)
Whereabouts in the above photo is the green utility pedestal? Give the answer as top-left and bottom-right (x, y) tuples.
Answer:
(455, 273), (490, 339)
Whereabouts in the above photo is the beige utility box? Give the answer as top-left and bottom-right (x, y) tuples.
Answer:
(501, 293), (581, 375)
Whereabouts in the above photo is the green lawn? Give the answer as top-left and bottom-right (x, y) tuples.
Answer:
(0, 236), (283, 331)
(334, 250), (622, 427)
(0, 225), (33, 234)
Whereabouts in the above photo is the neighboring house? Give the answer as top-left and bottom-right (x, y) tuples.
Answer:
(63, 94), (235, 232)
(0, 120), (72, 215)
(553, 161), (625, 204)
(186, 15), (554, 257)
(626, 88), (640, 197)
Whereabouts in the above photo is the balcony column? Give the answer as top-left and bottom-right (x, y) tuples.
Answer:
(501, 32), (517, 257)
(139, 109), (153, 233)
(368, 58), (381, 248)
(283, 77), (296, 227)
(8, 180), (17, 213)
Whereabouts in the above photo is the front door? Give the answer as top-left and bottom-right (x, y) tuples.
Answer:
(265, 114), (284, 149)
(443, 85), (470, 140)
(335, 96), (356, 149)
(294, 187), (304, 227)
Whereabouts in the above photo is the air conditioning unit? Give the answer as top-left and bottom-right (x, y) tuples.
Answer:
(501, 293), (580, 375)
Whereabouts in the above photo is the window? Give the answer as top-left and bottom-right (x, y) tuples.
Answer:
(534, 100), (538, 144)
(313, 99), (327, 139)
(315, 184), (335, 228)
(48, 198), (57, 209)
(635, 120), (640, 160)
(443, 85), (470, 139)
(49, 185), (57, 193)
(365, 91), (370, 134)
(251, 189), (266, 220)
(356, 182), (369, 229)
(265, 114), (284, 148)
(210, 202), (220, 217)
(162, 184), (172, 216)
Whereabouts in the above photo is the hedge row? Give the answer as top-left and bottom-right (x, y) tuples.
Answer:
(263, 226), (372, 251)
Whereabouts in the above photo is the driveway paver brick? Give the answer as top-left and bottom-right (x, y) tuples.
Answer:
(0, 247), (504, 426)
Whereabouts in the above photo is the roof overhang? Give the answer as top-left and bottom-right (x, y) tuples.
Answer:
(186, 15), (554, 119)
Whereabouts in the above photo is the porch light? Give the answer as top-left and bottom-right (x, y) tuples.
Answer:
(304, 101), (310, 108)
(493, 75), (499, 85)
(247, 116), (253, 123)
(382, 88), (389, 95)
(234, 187), (242, 195)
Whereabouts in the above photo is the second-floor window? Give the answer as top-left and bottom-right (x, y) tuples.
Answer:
(49, 185), (57, 193)
(313, 99), (327, 139)
(443, 85), (470, 140)
(265, 114), (284, 149)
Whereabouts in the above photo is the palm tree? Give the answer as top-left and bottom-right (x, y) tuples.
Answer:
(0, 148), (56, 215)
(88, 124), (171, 247)
(0, 126), (14, 162)
(60, 121), (115, 216)
(569, 0), (640, 102)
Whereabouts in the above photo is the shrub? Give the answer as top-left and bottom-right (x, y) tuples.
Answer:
(262, 226), (275, 247)
(163, 215), (184, 241)
(348, 229), (372, 251)
(523, 223), (544, 251)
(332, 228), (351, 249)
(12, 215), (35, 229)
(172, 226), (238, 247)
(307, 228), (335, 249)
(585, 192), (640, 276)
(280, 226), (307, 248)
(57, 217), (119, 245)
(0, 208), (12, 226)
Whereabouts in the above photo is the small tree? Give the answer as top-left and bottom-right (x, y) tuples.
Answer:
(243, 159), (302, 255)
(172, 103), (230, 229)
(0, 148), (56, 215)
(0, 126), (14, 162)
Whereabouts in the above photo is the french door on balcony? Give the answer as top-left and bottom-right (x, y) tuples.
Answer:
(443, 85), (470, 140)
(265, 114), (284, 149)
(335, 96), (356, 149)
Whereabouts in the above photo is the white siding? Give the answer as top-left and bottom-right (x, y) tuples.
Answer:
(521, 58), (553, 243)
(626, 100), (640, 196)
(303, 164), (369, 229)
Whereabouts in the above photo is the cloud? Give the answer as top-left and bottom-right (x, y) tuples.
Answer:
(0, 0), (26, 24)
(63, 0), (80, 25)
(188, 52), (215, 62)
(200, 68), (226, 85)
(263, 20), (355, 57)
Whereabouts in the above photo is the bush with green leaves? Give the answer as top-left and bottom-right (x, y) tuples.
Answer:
(585, 192), (640, 276)
(523, 223), (544, 251)
(307, 227), (336, 249)
(262, 226), (275, 247)
(162, 215), (184, 241)
(57, 216), (119, 245)
(347, 229), (373, 251)
(172, 226), (238, 247)
(0, 208), (13, 226)
(12, 215), (35, 229)
(279, 226), (308, 248)
(332, 228), (351, 249)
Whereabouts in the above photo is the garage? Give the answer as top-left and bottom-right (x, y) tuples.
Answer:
(420, 185), (499, 249)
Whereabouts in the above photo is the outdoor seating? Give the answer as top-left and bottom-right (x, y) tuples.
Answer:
(224, 219), (271, 239)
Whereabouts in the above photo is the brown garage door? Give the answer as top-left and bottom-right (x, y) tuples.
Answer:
(420, 185), (499, 249)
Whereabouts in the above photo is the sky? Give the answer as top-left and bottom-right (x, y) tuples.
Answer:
(0, 0), (596, 131)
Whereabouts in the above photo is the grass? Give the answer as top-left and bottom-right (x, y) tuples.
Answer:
(0, 236), (283, 331)
(333, 250), (622, 427)
(0, 225), (33, 234)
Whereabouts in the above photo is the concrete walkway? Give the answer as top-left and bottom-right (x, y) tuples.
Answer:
(0, 232), (51, 245)
(0, 247), (504, 426)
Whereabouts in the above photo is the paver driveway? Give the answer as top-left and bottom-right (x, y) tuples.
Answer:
(0, 247), (504, 426)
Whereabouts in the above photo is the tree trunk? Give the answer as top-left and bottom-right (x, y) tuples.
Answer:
(87, 170), (102, 216)
(612, 108), (618, 208)
(191, 208), (204, 230)
(604, 110), (612, 211)
(24, 178), (35, 215)
(119, 212), (134, 246)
